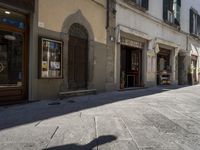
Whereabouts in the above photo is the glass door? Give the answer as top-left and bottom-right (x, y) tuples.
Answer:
(0, 30), (23, 87)
(0, 7), (27, 103)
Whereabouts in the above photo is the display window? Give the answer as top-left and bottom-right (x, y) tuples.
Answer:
(0, 7), (28, 103)
(39, 37), (63, 79)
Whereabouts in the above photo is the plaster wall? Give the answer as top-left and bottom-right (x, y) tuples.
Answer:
(181, 0), (200, 34)
(29, 0), (108, 100)
(38, 0), (107, 44)
(116, 3), (186, 50)
(135, 0), (200, 35)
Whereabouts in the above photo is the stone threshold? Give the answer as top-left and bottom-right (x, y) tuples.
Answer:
(59, 89), (97, 99)
(118, 87), (147, 91)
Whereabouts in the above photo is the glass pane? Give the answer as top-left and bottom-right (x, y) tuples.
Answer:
(0, 30), (23, 87)
(69, 23), (88, 40)
(41, 38), (62, 78)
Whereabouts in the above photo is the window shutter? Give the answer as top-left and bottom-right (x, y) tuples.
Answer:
(197, 15), (200, 36)
(174, 0), (181, 26)
(142, 0), (148, 10)
(168, 0), (173, 11)
(177, 0), (181, 7)
(190, 9), (194, 34)
(163, 0), (168, 20)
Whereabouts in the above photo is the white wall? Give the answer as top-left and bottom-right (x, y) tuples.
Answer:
(116, 0), (186, 49)
(181, 0), (200, 34)
(148, 0), (163, 20)
(133, 0), (200, 34)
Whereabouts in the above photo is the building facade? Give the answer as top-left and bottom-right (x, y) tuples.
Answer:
(0, 0), (200, 104)
(31, 0), (115, 100)
(114, 0), (200, 90)
(182, 0), (200, 85)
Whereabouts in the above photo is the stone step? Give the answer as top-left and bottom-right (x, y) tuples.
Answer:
(59, 89), (97, 99)
(118, 87), (147, 91)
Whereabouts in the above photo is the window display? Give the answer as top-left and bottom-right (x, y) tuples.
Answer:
(39, 37), (63, 78)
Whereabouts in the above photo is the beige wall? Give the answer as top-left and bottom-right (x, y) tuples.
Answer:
(38, 0), (107, 44)
(28, 0), (109, 100)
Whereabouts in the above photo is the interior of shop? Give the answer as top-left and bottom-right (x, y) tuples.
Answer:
(120, 45), (142, 89)
(157, 48), (171, 85)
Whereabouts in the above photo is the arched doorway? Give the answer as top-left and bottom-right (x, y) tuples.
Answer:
(68, 23), (88, 90)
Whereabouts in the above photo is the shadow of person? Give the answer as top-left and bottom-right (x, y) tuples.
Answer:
(44, 135), (117, 150)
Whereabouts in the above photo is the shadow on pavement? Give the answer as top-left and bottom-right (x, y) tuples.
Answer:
(0, 85), (189, 130)
(44, 135), (117, 150)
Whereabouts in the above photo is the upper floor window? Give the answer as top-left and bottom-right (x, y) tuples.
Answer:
(190, 8), (200, 37)
(163, 0), (181, 26)
(136, 0), (142, 6)
(125, 0), (149, 10)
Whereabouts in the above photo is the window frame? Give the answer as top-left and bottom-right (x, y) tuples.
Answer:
(38, 37), (63, 79)
(190, 8), (200, 37)
(124, 0), (149, 11)
(193, 13), (198, 35)
(163, 0), (181, 27)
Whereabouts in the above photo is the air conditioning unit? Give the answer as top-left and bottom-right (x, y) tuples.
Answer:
(167, 10), (174, 23)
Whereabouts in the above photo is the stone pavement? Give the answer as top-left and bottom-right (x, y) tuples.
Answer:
(0, 85), (200, 150)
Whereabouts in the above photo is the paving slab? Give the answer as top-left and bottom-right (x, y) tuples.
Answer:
(0, 126), (57, 150)
(0, 85), (200, 149)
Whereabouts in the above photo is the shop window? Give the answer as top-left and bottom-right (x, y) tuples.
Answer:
(125, 0), (149, 10)
(190, 8), (200, 37)
(163, 0), (181, 26)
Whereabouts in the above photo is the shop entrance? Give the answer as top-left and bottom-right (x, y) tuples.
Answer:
(120, 45), (142, 88)
(68, 23), (88, 90)
(157, 48), (171, 85)
(0, 8), (28, 103)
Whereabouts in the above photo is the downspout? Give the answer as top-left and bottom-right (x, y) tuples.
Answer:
(186, 34), (189, 51)
(106, 0), (109, 29)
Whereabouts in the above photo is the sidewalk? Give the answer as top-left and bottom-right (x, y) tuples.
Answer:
(0, 85), (200, 150)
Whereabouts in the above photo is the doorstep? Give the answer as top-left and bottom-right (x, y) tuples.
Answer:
(118, 87), (147, 91)
(59, 89), (97, 99)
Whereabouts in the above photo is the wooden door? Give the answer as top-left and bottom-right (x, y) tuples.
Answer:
(68, 36), (88, 90)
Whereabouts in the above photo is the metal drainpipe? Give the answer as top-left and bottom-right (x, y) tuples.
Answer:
(106, 0), (109, 29)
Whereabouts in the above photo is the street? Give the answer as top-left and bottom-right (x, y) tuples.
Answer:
(0, 85), (200, 150)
